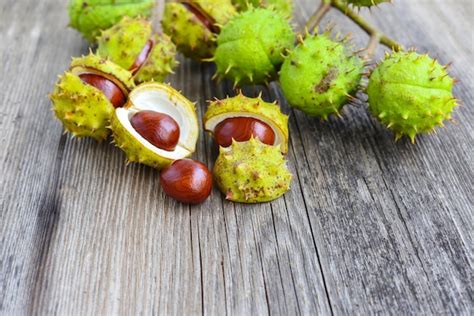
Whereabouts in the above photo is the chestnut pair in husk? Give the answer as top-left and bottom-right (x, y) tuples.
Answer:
(51, 54), (213, 204)
(203, 93), (293, 203)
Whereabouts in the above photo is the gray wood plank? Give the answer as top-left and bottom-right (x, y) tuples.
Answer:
(292, 0), (474, 314)
(0, 0), (472, 315)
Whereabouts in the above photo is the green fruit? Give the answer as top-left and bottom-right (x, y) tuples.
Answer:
(214, 138), (292, 203)
(162, 0), (236, 59)
(279, 33), (363, 119)
(345, 0), (390, 7)
(50, 53), (135, 141)
(232, 0), (293, 18)
(111, 83), (199, 170)
(367, 51), (458, 142)
(212, 8), (295, 86)
(203, 93), (289, 153)
(97, 17), (178, 83)
(68, 0), (154, 42)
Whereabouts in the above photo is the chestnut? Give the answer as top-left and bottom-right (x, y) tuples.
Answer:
(160, 159), (213, 204)
(130, 39), (154, 74)
(79, 73), (126, 108)
(214, 117), (276, 147)
(130, 110), (180, 151)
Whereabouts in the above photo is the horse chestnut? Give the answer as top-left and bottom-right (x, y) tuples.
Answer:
(130, 39), (154, 74)
(130, 110), (180, 151)
(79, 73), (126, 108)
(160, 159), (213, 204)
(214, 117), (275, 147)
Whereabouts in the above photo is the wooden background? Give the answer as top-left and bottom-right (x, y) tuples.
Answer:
(1, 0), (473, 314)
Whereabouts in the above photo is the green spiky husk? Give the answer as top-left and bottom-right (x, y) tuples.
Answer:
(204, 93), (289, 153)
(51, 73), (114, 141)
(110, 112), (181, 169)
(135, 33), (177, 83)
(68, 0), (154, 42)
(345, 0), (390, 7)
(97, 17), (177, 83)
(162, 0), (236, 59)
(50, 54), (135, 141)
(71, 54), (135, 91)
(213, 8), (295, 86)
(232, 0), (293, 18)
(367, 51), (457, 142)
(214, 138), (292, 203)
(279, 34), (363, 119)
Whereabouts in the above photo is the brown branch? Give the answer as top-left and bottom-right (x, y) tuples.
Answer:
(330, 0), (403, 52)
(305, 0), (332, 32)
(306, 0), (404, 55)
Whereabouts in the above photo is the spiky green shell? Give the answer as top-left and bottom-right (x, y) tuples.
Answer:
(232, 0), (293, 18)
(213, 8), (295, 86)
(110, 112), (178, 169)
(345, 0), (390, 7)
(68, 0), (154, 42)
(204, 93), (289, 153)
(135, 34), (177, 83)
(97, 16), (149, 70)
(51, 73), (114, 141)
(97, 17), (177, 83)
(214, 138), (292, 203)
(70, 54), (135, 91)
(196, 0), (237, 24)
(279, 34), (363, 119)
(367, 51), (457, 142)
(162, 0), (236, 59)
(50, 54), (135, 141)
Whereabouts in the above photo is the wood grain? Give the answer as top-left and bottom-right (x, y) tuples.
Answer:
(0, 0), (473, 315)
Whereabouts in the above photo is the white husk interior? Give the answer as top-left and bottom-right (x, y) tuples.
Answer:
(204, 112), (284, 146)
(117, 86), (198, 160)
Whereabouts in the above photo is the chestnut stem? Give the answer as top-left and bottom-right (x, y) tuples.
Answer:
(307, 0), (403, 54)
(152, 0), (165, 33)
(304, 0), (331, 31)
(331, 0), (403, 52)
(365, 33), (382, 59)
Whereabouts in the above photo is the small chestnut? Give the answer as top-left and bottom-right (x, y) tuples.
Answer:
(214, 117), (275, 147)
(130, 110), (180, 151)
(160, 159), (213, 204)
(79, 73), (126, 108)
(130, 39), (154, 74)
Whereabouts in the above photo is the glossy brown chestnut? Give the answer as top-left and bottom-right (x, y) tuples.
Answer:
(130, 39), (154, 74)
(130, 110), (180, 151)
(214, 117), (275, 147)
(79, 73), (126, 108)
(160, 159), (213, 204)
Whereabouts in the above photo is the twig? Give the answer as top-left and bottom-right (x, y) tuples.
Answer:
(330, 0), (403, 51)
(305, 0), (331, 32)
(365, 33), (381, 59)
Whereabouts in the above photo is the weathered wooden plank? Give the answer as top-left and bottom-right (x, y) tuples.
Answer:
(291, 0), (474, 314)
(0, 0), (472, 315)
(0, 0), (88, 313)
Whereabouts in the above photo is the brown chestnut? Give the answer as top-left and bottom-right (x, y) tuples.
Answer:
(160, 159), (212, 204)
(130, 110), (180, 151)
(130, 39), (154, 74)
(79, 73), (126, 108)
(214, 117), (275, 147)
